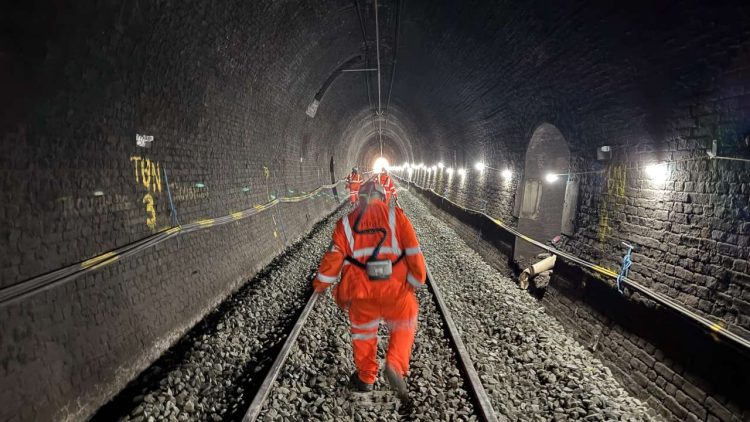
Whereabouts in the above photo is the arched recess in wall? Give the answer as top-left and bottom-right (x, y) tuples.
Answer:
(513, 123), (575, 260)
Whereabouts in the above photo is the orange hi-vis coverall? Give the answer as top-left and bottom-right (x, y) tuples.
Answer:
(346, 172), (363, 203)
(375, 172), (397, 203)
(313, 199), (427, 385)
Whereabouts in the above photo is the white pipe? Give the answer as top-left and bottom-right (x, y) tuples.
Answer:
(530, 255), (556, 275)
(518, 255), (557, 289)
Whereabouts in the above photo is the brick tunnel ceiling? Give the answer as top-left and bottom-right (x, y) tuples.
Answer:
(3, 1), (750, 421)
(5, 0), (749, 170)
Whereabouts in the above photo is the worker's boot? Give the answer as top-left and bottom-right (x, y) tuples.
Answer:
(349, 372), (373, 392)
(384, 365), (410, 402)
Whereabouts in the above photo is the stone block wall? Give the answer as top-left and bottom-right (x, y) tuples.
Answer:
(406, 183), (750, 421)
(0, 1), (361, 420)
(399, 1), (750, 341)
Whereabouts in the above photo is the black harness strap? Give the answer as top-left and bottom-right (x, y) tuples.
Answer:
(344, 202), (406, 276)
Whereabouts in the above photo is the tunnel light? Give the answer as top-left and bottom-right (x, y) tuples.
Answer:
(92, 190), (104, 197)
(195, 182), (206, 188)
(373, 157), (390, 173)
(474, 162), (486, 172)
(419, 163), (425, 169)
(545, 173), (559, 183)
(446, 167), (454, 175)
(501, 169), (513, 180)
(431, 165), (437, 172)
(645, 163), (669, 182)
(438, 162), (444, 169)
(458, 168), (467, 176)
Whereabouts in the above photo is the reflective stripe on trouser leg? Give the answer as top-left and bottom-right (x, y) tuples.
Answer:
(349, 304), (381, 385)
(384, 294), (418, 377)
(351, 329), (378, 384)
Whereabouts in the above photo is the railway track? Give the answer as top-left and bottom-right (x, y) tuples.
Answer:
(242, 261), (504, 421)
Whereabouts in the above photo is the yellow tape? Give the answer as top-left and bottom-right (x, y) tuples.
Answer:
(196, 219), (215, 227)
(231, 211), (244, 220)
(81, 252), (117, 269)
(90, 255), (119, 270)
(592, 265), (618, 278)
(165, 226), (181, 235)
(518, 234), (534, 243)
(710, 322), (723, 332)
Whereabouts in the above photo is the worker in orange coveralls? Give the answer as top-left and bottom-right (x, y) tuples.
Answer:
(345, 167), (363, 204)
(375, 168), (397, 205)
(313, 181), (426, 402)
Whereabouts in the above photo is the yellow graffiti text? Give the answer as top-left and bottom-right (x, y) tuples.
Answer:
(143, 193), (157, 230)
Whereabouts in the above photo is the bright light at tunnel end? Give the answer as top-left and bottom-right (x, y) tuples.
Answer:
(545, 173), (560, 183)
(373, 157), (390, 173)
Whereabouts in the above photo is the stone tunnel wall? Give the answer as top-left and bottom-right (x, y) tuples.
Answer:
(403, 1), (750, 342)
(0, 1), (364, 420)
(390, 2), (750, 420)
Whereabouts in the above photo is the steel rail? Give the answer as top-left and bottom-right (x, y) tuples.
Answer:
(424, 265), (503, 422)
(243, 291), (320, 422)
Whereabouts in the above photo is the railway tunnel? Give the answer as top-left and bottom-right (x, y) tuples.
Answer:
(1, 0), (750, 421)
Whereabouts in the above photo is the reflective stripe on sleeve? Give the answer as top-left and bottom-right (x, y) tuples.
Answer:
(407, 272), (422, 289)
(316, 273), (338, 284)
(405, 246), (421, 256)
(352, 332), (378, 341)
(342, 216), (355, 250)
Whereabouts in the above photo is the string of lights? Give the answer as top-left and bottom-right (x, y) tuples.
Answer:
(387, 150), (742, 185)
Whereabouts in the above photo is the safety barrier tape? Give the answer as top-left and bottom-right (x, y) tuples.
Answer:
(395, 175), (750, 352)
(0, 180), (347, 306)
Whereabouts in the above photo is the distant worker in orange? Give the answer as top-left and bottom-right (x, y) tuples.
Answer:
(313, 181), (426, 402)
(345, 167), (363, 204)
(375, 168), (397, 205)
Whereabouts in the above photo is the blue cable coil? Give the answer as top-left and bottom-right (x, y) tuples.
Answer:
(616, 242), (634, 293)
